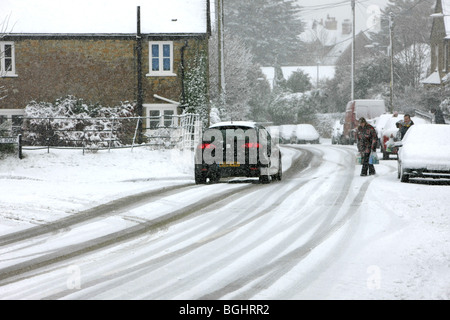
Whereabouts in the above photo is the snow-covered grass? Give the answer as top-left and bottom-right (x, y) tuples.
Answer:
(0, 147), (194, 233)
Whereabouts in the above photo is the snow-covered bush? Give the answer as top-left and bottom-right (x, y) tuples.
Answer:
(23, 96), (135, 147)
(268, 90), (318, 125)
(441, 97), (450, 116)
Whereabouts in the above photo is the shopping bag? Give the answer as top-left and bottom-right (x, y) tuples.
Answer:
(356, 153), (362, 164)
(386, 137), (395, 153)
(369, 151), (379, 165)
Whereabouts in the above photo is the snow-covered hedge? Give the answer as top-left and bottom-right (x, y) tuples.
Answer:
(268, 90), (319, 125)
(23, 96), (135, 148)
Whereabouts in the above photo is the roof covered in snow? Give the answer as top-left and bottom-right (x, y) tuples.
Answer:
(422, 70), (442, 85)
(2, 0), (209, 35)
(209, 121), (258, 129)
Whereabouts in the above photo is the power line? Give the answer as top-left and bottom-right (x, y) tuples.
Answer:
(299, 0), (373, 14)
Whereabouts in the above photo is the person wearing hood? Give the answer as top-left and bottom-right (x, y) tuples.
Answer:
(356, 117), (377, 176)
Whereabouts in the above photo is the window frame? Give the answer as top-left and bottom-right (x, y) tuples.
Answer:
(0, 41), (18, 78)
(144, 104), (178, 130)
(0, 109), (24, 135)
(147, 41), (176, 77)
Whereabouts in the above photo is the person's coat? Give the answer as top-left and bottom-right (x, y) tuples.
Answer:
(434, 109), (445, 124)
(356, 124), (377, 154)
(400, 120), (414, 139)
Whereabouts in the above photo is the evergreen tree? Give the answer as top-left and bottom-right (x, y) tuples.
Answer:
(286, 69), (312, 93)
(224, 0), (304, 65)
(369, 0), (433, 51)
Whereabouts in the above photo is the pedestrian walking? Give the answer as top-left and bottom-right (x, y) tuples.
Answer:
(431, 108), (446, 124)
(356, 117), (377, 176)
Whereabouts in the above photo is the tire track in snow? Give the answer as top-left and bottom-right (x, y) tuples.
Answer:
(48, 146), (357, 300)
(229, 179), (372, 300)
(0, 149), (310, 286)
(196, 146), (372, 300)
(0, 183), (194, 248)
(39, 148), (314, 299)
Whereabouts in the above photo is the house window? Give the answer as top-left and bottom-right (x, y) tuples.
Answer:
(164, 110), (174, 127)
(144, 104), (178, 130)
(0, 115), (7, 134)
(0, 42), (17, 77)
(149, 110), (160, 129)
(0, 109), (24, 135)
(147, 42), (176, 76)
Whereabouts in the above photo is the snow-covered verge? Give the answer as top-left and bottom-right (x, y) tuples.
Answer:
(0, 147), (195, 233)
(293, 156), (450, 299)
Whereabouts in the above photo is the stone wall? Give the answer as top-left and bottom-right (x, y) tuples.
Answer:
(0, 35), (208, 109)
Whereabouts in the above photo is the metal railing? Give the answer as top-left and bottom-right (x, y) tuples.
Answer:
(414, 109), (449, 124)
(1, 113), (201, 154)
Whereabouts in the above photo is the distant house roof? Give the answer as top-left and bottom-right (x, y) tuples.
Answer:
(2, 0), (209, 35)
(422, 70), (442, 85)
(299, 17), (372, 65)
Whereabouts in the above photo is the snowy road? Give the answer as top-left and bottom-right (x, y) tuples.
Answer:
(0, 144), (449, 299)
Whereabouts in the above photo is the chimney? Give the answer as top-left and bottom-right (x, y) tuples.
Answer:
(342, 19), (352, 35)
(325, 15), (337, 30)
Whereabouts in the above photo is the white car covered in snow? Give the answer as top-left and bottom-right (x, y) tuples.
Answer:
(294, 124), (320, 144)
(380, 115), (428, 160)
(278, 124), (297, 144)
(397, 124), (450, 183)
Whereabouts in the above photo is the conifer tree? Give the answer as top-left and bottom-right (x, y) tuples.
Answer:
(224, 0), (304, 65)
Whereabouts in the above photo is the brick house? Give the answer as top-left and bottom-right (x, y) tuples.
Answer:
(422, 0), (450, 86)
(0, 0), (211, 131)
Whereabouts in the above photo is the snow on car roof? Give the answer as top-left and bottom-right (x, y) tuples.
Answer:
(403, 124), (450, 146)
(295, 124), (320, 139)
(209, 121), (258, 129)
(401, 124), (450, 170)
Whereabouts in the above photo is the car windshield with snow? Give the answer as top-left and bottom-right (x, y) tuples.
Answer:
(194, 121), (282, 184)
(397, 124), (450, 183)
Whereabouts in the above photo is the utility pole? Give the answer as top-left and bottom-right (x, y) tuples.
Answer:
(389, 12), (395, 113)
(136, 6), (143, 143)
(216, 0), (225, 99)
(351, 0), (355, 101)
